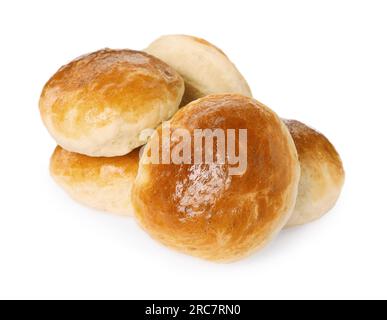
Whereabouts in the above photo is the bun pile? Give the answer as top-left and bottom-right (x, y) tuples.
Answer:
(40, 35), (344, 262)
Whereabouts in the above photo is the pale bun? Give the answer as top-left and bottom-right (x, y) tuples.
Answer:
(284, 120), (345, 227)
(50, 146), (139, 216)
(132, 94), (300, 262)
(40, 49), (184, 157)
(145, 35), (252, 106)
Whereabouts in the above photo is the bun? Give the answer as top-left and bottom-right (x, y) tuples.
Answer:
(145, 35), (252, 106)
(50, 146), (139, 215)
(40, 49), (184, 157)
(132, 94), (300, 262)
(283, 120), (345, 227)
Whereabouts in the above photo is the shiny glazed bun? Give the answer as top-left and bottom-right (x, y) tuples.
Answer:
(50, 146), (139, 215)
(283, 120), (345, 227)
(132, 94), (300, 262)
(145, 35), (252, 106)
(40, 49), (184, 157)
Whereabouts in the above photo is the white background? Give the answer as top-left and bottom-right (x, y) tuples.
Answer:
(0, 0), (386, 300)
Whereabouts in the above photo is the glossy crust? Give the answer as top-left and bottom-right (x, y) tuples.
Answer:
(284, 120), (345, 227)
(132, 94), (300, 262)
(50, 146), (139, 215)
(40, 49), (184, 157)
(145, 35), (252, 106)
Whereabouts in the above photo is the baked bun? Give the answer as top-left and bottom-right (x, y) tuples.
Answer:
(40, 49), (184, 157)
(145, 35), (252, 106)
(283, 120), (345, 227)
(50, 146), (139, 216)
(132, 94), (300, 262)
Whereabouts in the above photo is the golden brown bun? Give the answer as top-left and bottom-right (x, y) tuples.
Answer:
(40, 49), (184, 157)
(50, 146), (139, 215)
(145, 35), (252, 106)
(132, 94), (300, 262)
(283, 120), (345, 227)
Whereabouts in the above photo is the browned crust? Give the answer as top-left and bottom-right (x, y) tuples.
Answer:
(50, 146), (139, 185)
(132, 94), (300, 262)
(284, 119), (345, 183)
(39, 49), (184, 139)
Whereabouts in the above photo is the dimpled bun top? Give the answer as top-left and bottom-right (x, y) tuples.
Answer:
(132, 94), (300, 262)
(40, 49), (184, 157)
(284, 120), (345, 227)
(50, 146), (140, 215)
(145, 35), (252, 106)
